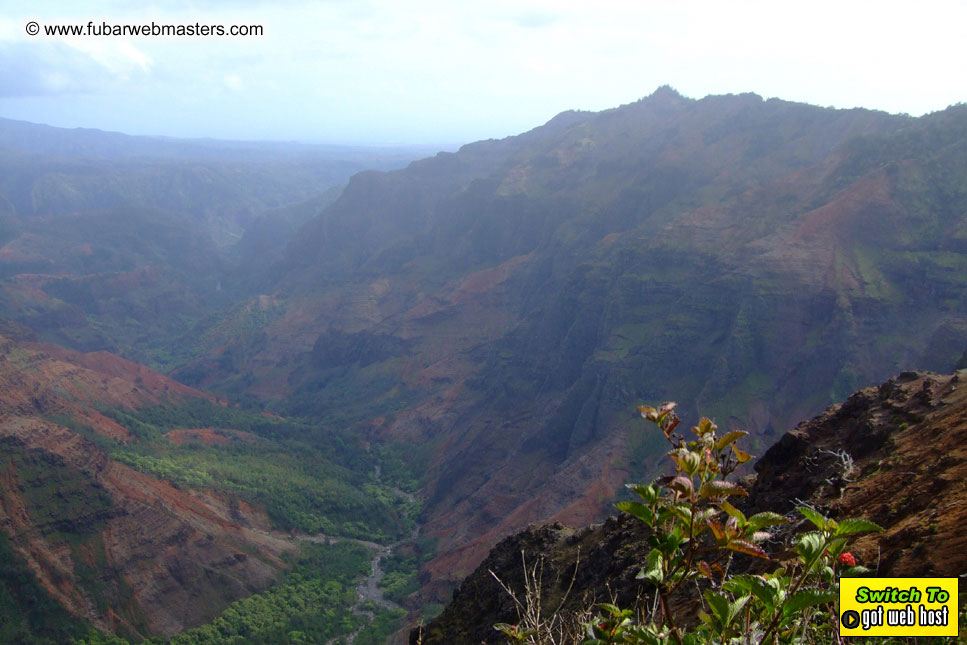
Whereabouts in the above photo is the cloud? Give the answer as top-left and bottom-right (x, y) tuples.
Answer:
(224, 73), (244, 90)
(62, 38), (152, 80)
(0, 41), (117, 96)
(1, 1), (966, 143)
(514, 11), (558, 29)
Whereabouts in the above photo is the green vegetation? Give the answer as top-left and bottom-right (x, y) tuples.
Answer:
(17, 397), (423, 644)
(373, 440), (435, 493)
(4, 435), (154, 638)
(0, 531), (91, 644)
(378, 536), (438, 605)
(155, 542), (369, 644)
(69, 541), (407, 645)
(495, 403), (964, 644)
(582, 404), (881, 644)
(97, 399), (417, 542)
(2, 436), (115, 540)
(353, 608), (408, 645)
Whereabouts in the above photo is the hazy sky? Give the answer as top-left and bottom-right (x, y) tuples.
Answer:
(1, 1), (966, 145)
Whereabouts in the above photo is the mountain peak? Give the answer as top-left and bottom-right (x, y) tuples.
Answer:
(649, 83), (683, 99)
(640, 83), (690, 106)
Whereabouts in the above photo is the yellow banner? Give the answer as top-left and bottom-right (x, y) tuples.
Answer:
(839, 577), (959, 637)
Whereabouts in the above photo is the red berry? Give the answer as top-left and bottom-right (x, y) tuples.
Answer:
(838, 552), (856, 566)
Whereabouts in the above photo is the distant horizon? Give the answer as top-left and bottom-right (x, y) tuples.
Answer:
(0, 113), (460, 150)
(2, 86), (960, 150)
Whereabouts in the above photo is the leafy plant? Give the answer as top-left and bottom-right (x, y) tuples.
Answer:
(493, 402), (901, 644)
(579, 402), (881, 644)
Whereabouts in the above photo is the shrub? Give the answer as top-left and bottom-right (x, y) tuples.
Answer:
(497, 402), (888, 644)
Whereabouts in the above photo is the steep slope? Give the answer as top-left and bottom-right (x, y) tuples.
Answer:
(0, 330), (296, 639)
(179, 89), (967, 594)
(417, 368), (967, 643)
(0, 321), (430, 642)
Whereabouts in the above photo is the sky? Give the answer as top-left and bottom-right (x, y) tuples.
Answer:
(1, 0), (966, 145)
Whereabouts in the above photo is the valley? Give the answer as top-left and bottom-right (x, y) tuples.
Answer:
(1, 89), (966, 642)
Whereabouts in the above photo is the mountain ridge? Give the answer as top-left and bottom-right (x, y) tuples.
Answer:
(2, 89), (967, 639)
(178, 90), (967, 596)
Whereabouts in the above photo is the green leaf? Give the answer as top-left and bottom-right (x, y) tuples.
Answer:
(494, 623), (535, 639)
(704, 590), (730, 626)
(824, 536), (847, 559)
(626, 483), (659, 504)
(616, 501), (655, 526)
(728, 574), (779, 612)
(700, 480), (748, 499)
(729, 595), (750, 624)
(693, 417), (717, 436)
(834, 518), (883, 536)
(702, 591), (749, 630)
(664, 524), (688, 552)
(747, 511), (789, 530)
(798, 506), (830, 531)
(621, 625), (662, 645)
(782, 589), (838, 618)
(838, 564), (872, 577)
(637, 549), (663, 585)
(715, 430), (747, 450)
(794, 531), (824, 561)
(668, 502), (693, 524)
(718, 500), (746, 523)
(697, 609), (714, 627)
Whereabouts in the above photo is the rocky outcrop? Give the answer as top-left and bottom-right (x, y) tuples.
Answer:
(416, 369), (967, 643)
(746, 369), (967, 585)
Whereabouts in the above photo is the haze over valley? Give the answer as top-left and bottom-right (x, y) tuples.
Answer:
(1, 87), (966, 642)
(3, 2), (967, 643)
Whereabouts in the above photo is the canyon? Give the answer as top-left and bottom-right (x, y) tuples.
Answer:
(1, 89), (966, 641)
